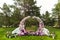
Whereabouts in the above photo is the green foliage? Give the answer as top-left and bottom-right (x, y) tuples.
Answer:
(0, 0), (57, 28)
(52, 3), (60, 27)
(42, 11), (53, 26)
(0, 0), (41, 27)
(14, 0), (41, 17)
(0, 3), (11, 26)
(25, 0), (40, 17)
(25, 18), (39, 27)
(0, 3), (24, 27)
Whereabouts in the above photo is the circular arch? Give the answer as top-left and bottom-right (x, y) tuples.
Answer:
(19, 16), (44, 35)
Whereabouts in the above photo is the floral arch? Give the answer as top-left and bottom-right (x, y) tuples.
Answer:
(18, 16), (44, 35)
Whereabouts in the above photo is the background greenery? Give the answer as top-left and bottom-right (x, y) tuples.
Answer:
(0, 0), (60, 27)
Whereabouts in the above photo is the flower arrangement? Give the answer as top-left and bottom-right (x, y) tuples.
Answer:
(6, 31), (17, 38)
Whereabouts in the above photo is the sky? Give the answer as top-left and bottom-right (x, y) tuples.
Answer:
(0, 0), (58, 14)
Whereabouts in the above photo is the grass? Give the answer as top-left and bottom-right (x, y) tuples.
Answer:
(0, 26), (60, 40)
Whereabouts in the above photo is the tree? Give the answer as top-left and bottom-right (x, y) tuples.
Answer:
(52, 3), (60, 27)
(10, 7), (24, 27)
(0, 12), (4, 27)
(0, 3), (11, 26)
(42, 11), (51, 26)
(14, 0), (41, 17)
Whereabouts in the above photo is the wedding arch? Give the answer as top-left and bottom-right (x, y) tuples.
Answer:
(18, 16), (44, 35)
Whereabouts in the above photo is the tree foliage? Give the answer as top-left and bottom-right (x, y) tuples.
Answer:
(52, 3), (60, 27)
(14, 0), (41, 17)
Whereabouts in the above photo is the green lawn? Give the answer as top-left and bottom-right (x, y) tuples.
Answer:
(0, 26), (60, 40)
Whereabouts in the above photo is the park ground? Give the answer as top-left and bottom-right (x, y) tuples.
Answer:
(0, 26), (60, 40)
